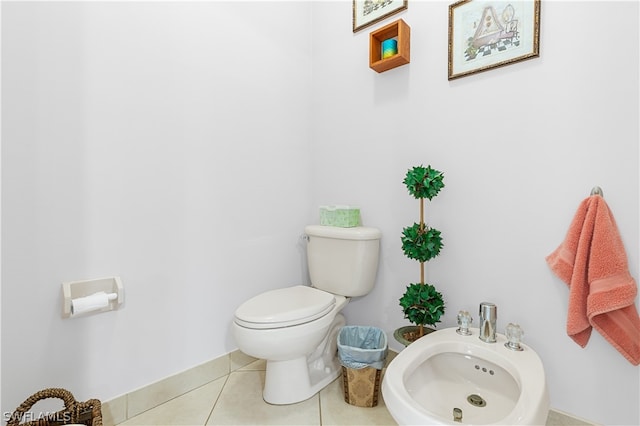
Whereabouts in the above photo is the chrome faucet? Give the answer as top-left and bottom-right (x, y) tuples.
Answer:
(479, 302), (497, 343)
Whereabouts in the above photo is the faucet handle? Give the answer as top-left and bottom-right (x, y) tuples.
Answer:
(456, 310), (473, 335)
(505, 323), (524, 351)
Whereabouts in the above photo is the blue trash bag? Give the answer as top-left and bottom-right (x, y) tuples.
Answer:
(337, 326), (388, 370)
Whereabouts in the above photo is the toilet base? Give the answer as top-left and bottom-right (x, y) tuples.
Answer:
(263, 314), (346, 405)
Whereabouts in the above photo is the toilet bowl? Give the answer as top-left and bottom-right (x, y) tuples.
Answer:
(233, 225), (381, 405)
(233, 286), (348, 404)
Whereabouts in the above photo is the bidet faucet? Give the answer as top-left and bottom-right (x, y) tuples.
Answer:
(479, 302), (497, 343)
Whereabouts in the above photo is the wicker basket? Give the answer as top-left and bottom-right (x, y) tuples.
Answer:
(7, 388), (102, 426)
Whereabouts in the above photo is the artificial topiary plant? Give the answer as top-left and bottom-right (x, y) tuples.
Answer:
(398, 165), (446, 342)
(403, 165), (445, 200)
(401, 223), (443, 262)
(399, 282), (445, 327)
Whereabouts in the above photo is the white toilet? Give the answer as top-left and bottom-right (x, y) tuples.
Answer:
(233, 224), (381, 405)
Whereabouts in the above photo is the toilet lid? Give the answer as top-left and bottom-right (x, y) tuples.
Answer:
(234, 285), (336, 329)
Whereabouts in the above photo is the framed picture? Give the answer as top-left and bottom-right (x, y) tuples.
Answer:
(448, 0), (540, 80)
(353, 0), (408, 33)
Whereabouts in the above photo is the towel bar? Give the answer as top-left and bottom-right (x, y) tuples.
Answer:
(590, 186), (603, 197)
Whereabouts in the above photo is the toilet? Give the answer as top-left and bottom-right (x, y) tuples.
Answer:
(233, 224), (382, 405)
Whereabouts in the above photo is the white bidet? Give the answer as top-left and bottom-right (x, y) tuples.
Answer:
(382, 327), (549, 425)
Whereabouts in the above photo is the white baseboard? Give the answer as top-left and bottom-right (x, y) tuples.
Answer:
(546, 408), (600, 426)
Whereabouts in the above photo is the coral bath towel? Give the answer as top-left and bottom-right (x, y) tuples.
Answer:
(546, 195), (640, 365)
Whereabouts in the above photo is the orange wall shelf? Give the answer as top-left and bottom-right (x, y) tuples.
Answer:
(369, 19), (410, 73)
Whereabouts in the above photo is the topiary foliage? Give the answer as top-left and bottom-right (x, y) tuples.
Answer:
(399, 283), (445, 327)
(401, 223), (443, 262)
(403, 165), (445, 200)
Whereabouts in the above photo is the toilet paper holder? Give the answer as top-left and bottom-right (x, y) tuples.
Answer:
(62, 276), (124, 318)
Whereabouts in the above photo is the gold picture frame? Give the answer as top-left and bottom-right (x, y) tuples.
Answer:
(448, 0), (540, 80)
(353, 0), (408, 33)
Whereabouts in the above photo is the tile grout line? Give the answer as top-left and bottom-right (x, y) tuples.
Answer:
(203, 373), (232, 425)
(318, 386), (323, 426)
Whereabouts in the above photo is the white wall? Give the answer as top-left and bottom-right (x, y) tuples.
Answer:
(1, 1), (639, 425)
(1, 0), (313, 414)
(310, 1), (639, 425)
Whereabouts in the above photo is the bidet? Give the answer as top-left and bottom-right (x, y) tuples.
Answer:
(382, 327), (549, 425)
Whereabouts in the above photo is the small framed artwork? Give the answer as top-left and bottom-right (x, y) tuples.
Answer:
(448, 0), (540, 80)
(353, 0), (408, 33)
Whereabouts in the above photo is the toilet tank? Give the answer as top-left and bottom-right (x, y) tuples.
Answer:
(305, 225), (381, 297)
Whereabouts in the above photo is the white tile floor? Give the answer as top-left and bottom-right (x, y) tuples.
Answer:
(115, 357), (585, 426)
(117, 359), (397, 425)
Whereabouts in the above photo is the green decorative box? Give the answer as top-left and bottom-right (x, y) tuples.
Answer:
(319, 206), (361, 227)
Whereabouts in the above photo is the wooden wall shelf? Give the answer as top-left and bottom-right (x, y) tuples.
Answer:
(369, 19), (410, 73)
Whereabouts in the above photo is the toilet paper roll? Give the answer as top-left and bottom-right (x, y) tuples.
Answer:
(71, 291), (116, 317)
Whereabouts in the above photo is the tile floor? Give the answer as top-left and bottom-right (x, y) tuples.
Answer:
(115, 357), (588, 426)
(117, 358), (396, 425)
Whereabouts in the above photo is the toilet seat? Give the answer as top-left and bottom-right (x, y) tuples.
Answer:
(234, 285), (336, 329)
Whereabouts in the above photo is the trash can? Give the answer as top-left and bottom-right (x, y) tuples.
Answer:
(337, 326), (388, 407)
